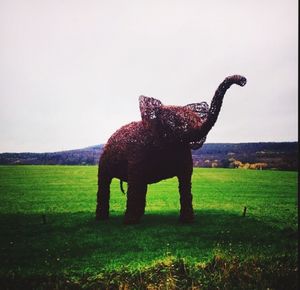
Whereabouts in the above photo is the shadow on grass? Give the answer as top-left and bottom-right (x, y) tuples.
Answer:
(0, 210), (297, 276)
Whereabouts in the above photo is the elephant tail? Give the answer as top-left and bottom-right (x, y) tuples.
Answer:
(120, 180), (127, 195)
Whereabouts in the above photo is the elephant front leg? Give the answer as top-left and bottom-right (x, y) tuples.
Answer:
(96, 172), (112, 220)
(124, 181), (147, 225)
(178, 174), (194, 223)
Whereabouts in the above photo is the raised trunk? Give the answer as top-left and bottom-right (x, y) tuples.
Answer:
(191, 75), (246, 142)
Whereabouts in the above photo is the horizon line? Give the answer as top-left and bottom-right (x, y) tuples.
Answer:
(0, 140), (298, 154)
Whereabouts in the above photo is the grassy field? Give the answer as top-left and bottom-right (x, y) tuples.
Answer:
(0, 166), (298, 289)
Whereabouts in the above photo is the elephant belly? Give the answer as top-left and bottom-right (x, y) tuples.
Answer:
(142, 148), (192, 184)
(102, 143), (192, 185)
(110, 158), (178, 184)
(145, 168), (177, 184)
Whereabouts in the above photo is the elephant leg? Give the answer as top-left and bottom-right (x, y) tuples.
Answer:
(178, 174), (194, 223)
(124, 181), (147, 225)
(95, 171), (112, 220)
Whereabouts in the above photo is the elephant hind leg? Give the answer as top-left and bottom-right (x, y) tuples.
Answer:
(96, 171), (112, 220)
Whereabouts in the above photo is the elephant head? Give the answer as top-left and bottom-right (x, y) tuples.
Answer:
(139, 75), (247, 149)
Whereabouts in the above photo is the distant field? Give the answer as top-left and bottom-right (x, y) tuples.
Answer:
(0, 166), (298, 289)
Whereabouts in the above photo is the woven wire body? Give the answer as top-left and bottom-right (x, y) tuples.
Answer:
(96, 75), (247, 224)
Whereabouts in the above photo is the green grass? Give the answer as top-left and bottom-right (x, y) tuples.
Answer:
(0, 166), (298, 289)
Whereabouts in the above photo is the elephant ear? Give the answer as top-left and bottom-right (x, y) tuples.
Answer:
(139, 95), (163, 123)
(184, 101), (209, 121)
(185, 102), (209, 150)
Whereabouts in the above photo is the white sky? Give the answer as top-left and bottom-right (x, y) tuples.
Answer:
(0, 0), (298, 153)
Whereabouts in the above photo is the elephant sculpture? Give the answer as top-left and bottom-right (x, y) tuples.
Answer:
(96, 75), (247, 224)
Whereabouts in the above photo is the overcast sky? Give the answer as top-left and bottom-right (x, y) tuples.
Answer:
(0, 0), (298, 153)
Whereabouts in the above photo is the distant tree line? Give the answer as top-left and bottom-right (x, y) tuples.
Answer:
(0, 146), (103, 166)
(192, 142), (298, 171)
(0, 142), (298, 171)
